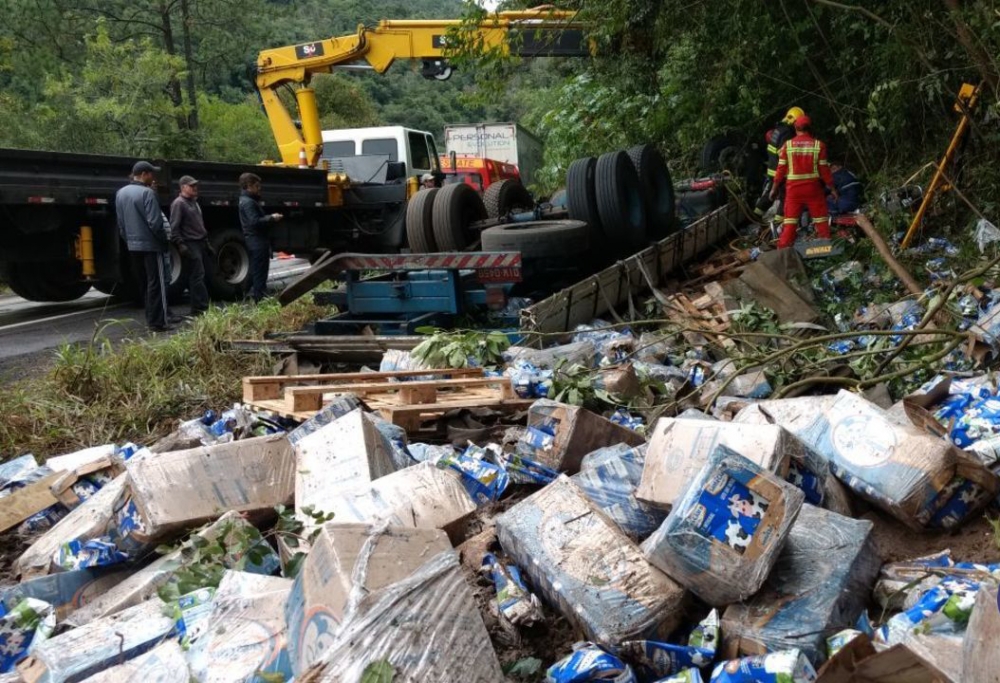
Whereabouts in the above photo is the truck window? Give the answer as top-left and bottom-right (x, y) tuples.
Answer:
(361, 138), (398, 161)
(407, 131), (431, 170)
(323, 141), (356, 158)
(426, 134), (440, 172)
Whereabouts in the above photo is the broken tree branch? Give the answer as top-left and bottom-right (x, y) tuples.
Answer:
(854, 214), (924, 297)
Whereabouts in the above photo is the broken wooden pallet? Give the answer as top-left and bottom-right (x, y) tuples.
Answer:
(244, 368), (532, 429)
(686, 249), (751, 286)
(663, 285), (734, 349)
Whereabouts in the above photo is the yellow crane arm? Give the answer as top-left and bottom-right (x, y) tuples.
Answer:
(255, 9), (586, 167)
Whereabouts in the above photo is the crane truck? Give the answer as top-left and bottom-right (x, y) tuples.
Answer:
(0, 9), (587, 303)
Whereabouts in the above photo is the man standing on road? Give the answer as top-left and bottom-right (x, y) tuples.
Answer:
(238, 173), (283, 303)
(117, 161), (174, 332)
(169, 175), (211, 317)
(770, 115), (839, 249)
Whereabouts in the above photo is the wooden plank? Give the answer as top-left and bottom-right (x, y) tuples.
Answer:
(964, 586), (1000, 683)
(0, 472), (64, 533)
(284, 376), (513, 412)
(243, 368), (484, 403)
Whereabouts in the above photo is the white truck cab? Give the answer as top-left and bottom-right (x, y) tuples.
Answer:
(320, 126), (441, 178)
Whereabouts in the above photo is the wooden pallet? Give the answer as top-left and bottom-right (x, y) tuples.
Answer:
(686, 249), (751, 285)
(664, 283), (734, 348)
(243, 368), (533, 429)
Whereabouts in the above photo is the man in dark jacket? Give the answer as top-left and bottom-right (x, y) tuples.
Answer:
(170, 175), (211, 316)
(238, 173), (283, 302)
(827, 160), (863, 215)
(117, 160), (173, 331)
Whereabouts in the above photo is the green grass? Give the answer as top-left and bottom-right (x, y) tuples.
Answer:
(0, 299), (332, 460)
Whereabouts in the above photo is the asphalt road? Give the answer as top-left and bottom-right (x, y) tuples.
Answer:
(0, 258), (310, 383)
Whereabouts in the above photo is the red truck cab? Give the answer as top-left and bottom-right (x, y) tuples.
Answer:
(439, 154), (520, 192)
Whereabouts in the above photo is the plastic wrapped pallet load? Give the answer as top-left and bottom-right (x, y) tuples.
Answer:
(642, 445), (804, 607)
(636, 418), (829, 509)
(720, 504), (880, 666)
(286, 523), (503, 681)
(496, 475), (686, 645)
(747, 390), (999, 530)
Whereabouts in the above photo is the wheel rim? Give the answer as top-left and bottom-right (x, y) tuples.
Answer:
(167, 245), (183, 285)
(218, 242), (250, 285)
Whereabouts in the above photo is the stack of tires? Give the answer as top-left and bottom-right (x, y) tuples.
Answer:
(565, 144), (676, 260)
(405, 143), (676, 263)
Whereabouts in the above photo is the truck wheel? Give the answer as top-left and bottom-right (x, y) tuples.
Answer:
(484, 179), (534, 219)
(481, 220), (590, 260)
(166, 244), (188, 302)
(2, 262), (91, 302)
(566, 157), (603, 243)
(405, 188), (438, 254)
(595, 150), (648, 252)
(207, 228), (250, 300)
(432, 183), (487, 251)
(627, 144), (676, 238)
(699, 132), (745, 174)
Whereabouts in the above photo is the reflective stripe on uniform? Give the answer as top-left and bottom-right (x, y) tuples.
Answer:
(767, 144), (778, 155)
(767, 169), (777, 177)
(785, 141), (821, 180)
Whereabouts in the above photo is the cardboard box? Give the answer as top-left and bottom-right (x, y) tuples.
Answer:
(519, 399), (646, 474)
(572, 445), (665, 541)
(1, 568), (130, 621)
(76, 641), (189, 683)
(293, 408), (396, 523)
(65, 511), (279, 627)
(188, 571), (293, 683)
(778, 390), (998, 529)
(496, 476), (686, 645)
(286, 523), (502, 681)
(963, 586), (1000, 683)
(18, 598), (176, 682)
(15, 474), (127, 579)
(642, 445), (804, 607)
(324, 461), (476, 542)
(286, 394), (362, 448)
(307, 548), (504, 682)
(637, 419), (805, 510)
(123, 434), (294, 542)
(721, 504), (880, 666)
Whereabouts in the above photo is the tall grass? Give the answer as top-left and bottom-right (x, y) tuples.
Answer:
(0, 299), (331, 460)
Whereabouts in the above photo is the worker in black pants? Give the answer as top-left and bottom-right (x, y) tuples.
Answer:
(116, 161), (178, 332)
(238, 172), (283, 303)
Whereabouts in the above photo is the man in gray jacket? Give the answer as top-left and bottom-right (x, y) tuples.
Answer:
(169, 175), (210, 316)
(116, 160), (173, 331)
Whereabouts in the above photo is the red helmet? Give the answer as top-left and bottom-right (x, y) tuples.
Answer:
(794, 114), (811, 130)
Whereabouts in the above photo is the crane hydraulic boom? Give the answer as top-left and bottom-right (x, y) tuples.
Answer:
(255, 9), (586, 168)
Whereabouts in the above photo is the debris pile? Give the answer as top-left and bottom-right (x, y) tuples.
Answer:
(3, 242), (1000, 682)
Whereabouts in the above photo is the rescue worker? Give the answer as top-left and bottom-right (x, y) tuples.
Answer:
(827, 159), (862, 215)
(754, 106), (805, 220)
(770, 115), (839, 249)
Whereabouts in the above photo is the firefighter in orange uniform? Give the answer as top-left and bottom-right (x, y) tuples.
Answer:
(770, 115), (839, 249)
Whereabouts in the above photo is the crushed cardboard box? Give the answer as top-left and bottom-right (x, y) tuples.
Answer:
(721, 504), (880, 666)
(497, 475), (686, 645)
(519, 399), (646, 474)
(642, 445), (805, 607)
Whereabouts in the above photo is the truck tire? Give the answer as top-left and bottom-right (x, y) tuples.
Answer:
(699, 132), (745, 174)
(405, 188), (438, 254)
(566, 157), (603, 243)
(432, 183), (487, 251)
(484, 179), (533, 219)
(207, 228), (251, 301)
(2, 262), (91, 302)
(595, 150), (648, 252)
(627, 144), (676, 238)
(166, 244), (188, 302)
(481, 220), (590, 259)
